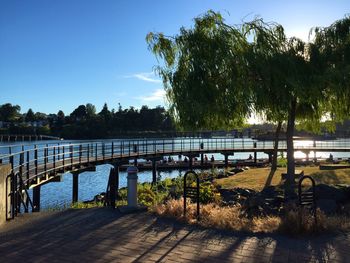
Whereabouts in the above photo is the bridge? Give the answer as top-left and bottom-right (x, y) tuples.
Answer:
(1, 137), (350, 221)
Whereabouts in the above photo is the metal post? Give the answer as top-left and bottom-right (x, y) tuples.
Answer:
(95, 143), (98, 162)
(87, 144), (90, 164)
(26, 151), (29, 187)
(58, 144), (60, 161)
(44, 147), (47, 174)
(62, 146), (65, 171)
(53, 146), (56, 170)
(34, 146), (38, 175)
(70, 144), (73, 168)
(79, 144), (82, 165)
(102, 143), (105, 161)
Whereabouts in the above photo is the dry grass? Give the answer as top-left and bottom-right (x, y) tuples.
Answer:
(152, 199), (350, 235)
(215, 167), (284, 191)
(215, 166), (350, 191)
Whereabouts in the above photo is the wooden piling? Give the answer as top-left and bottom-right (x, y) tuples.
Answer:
(33, 185), (41, 212)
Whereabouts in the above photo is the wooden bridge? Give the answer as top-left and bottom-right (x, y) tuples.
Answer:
(1, 137), (350, 221)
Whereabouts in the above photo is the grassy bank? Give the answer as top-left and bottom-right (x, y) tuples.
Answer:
(215, 166), (350, 190)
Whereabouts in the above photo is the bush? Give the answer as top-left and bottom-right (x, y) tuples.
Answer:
(138, 187), (156, 206)
(277, 157), (287, 167)
(199, 181), (221, 204)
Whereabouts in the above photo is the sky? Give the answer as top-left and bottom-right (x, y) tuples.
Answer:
(0, 0), (349, 115)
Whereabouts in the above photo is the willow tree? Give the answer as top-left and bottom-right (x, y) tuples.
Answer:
(242, 20), (288, 187)
(246, 21), (329, 188)
(147, 11), (348, 191)
(310, 16), (350, 127)
(146, 11), (252, 130)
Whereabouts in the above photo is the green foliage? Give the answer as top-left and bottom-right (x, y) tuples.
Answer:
(147, 10), (251, 130)
(277, 157), (287, 167)
(199, 181), (220, 204)
(147, 11), (350, 185)
(0, 102), (174, 139)
(138, 186), (156, 206)
(0, 103), (21, 122)
(25, 109), (35, 122)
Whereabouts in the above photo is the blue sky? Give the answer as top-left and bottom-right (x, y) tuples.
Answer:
(0, 0), (349, 115)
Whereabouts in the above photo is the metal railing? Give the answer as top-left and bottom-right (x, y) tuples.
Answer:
(1, 137), (350, 188)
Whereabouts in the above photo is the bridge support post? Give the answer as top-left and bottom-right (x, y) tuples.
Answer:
(72, 172), (79, 204)
(303, 150), (310, 162)
(33, 185), (41, 212)
(152, 159), (157, 184)
(201, 154), (204, 166)
(189, 157), (193, 170)
(126, 166), (138, 207)
(224, 154), (229, 168)
(221, 152), (234, 168)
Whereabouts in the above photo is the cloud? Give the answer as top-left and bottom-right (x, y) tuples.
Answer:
(125, 72), (161, 83)
(137, 89), (166, 102)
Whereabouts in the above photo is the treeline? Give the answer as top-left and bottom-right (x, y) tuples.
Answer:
(0, 103), (175, 139)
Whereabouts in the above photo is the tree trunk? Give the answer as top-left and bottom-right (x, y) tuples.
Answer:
(285, 98), (297, 189)
(264, 121), (282, 188)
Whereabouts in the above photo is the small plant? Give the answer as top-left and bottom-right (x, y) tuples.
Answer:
(277, 157), (287, 167)
(199, 181), (221, 204)
(138, 187), (156, 206)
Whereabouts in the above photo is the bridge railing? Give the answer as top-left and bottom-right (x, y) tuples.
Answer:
(1, 137), (350, 187)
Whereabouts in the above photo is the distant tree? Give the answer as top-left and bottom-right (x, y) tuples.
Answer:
(70, 105), (87, 121)
(34, 112), (47, 121)
(57, 110), (65, 120)
(25, 108), (36, 122)
(0, 103), (21, 122)
(86, 103), (96, 118)
(98, 103), (111, 123)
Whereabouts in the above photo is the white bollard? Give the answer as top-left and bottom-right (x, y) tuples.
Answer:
(126, 166), (138, 207)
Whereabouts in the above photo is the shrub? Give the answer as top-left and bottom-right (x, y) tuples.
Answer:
(199, 181), (221, 204)
(138, 187), (156, 206)
(277, 157), (287, 167)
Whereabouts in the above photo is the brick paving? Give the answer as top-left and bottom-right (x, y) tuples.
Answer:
(0, 208), (350, 262)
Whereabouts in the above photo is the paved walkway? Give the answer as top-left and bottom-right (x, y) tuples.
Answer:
(1, 208), (349, 262)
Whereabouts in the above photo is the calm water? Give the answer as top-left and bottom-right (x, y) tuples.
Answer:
(1, 138), (349, 209)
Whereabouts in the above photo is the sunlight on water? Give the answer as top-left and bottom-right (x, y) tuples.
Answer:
(294, 140), (313, 159)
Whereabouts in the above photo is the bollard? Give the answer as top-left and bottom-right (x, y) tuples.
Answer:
(126, 166), (138, 207)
